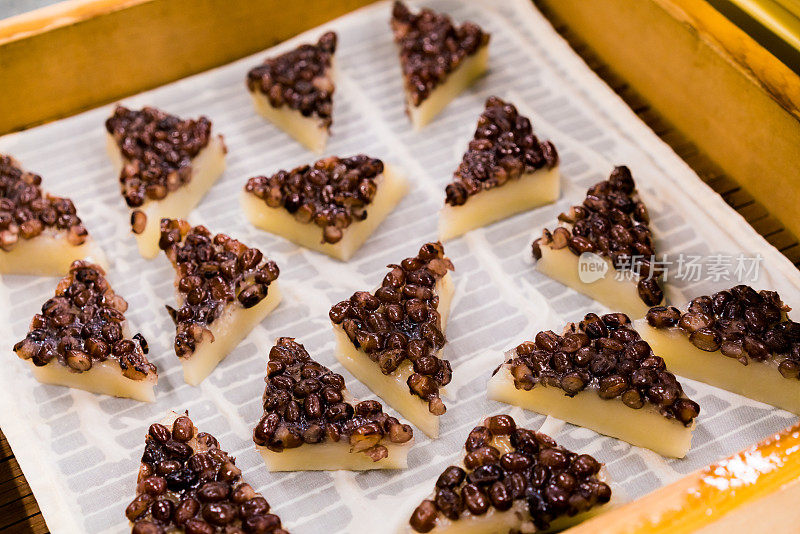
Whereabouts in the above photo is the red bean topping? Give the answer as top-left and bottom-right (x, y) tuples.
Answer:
(172, 416), (194, 442)
(0, 155), (90, 250)
(409, 500), (438, 533)
(246, 32), (336, 127)
(445, 97), (557, 206)
(105, 106), (213, 209)
(129, 413), (286, 533)
(253, 337), (413, 455)
(245, 154), (384, 244)
(410, 416), (611, 532)
(533, 165), (664, 307)
(391, 2), (489, 107)
(12, 261), (155, 379)
(329, 243), (454, 413)
(158, 220), (279, 358)
(506, 312), (700, 426)
(647, 285), (799, 379)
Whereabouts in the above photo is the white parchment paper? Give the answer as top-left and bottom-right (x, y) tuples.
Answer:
(1, 1), (799, 532)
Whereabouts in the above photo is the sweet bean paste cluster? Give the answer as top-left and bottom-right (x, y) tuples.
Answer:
(502, 313), (700, 426)
(105, 106), (215, 231)
(409, 415), (611, 532)
(391, 1), (489, 107)
(329, 243), (454, 415)
(127, 415), (289, 534)
(247, 32), (337, 127)
(532, 166), (664, 307)
(445, 97), (558, 206)
(253, 338), (413, 458)
(0, 155), (89, 250)
(14, 261), (155, 378)
(646, 285), (800, 378)
(159, 220), (280, 358)
(245, 154), (385, 244)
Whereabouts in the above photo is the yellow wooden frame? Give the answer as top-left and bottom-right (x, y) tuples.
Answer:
(565, 421), (800, 533)
(0, 0), (377, 134)
(535, 0), (800, 242)
(720, 0), (800, 55)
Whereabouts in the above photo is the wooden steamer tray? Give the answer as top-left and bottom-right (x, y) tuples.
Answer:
(1, 0), (799, 532)
(535, 0), (800, 265)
